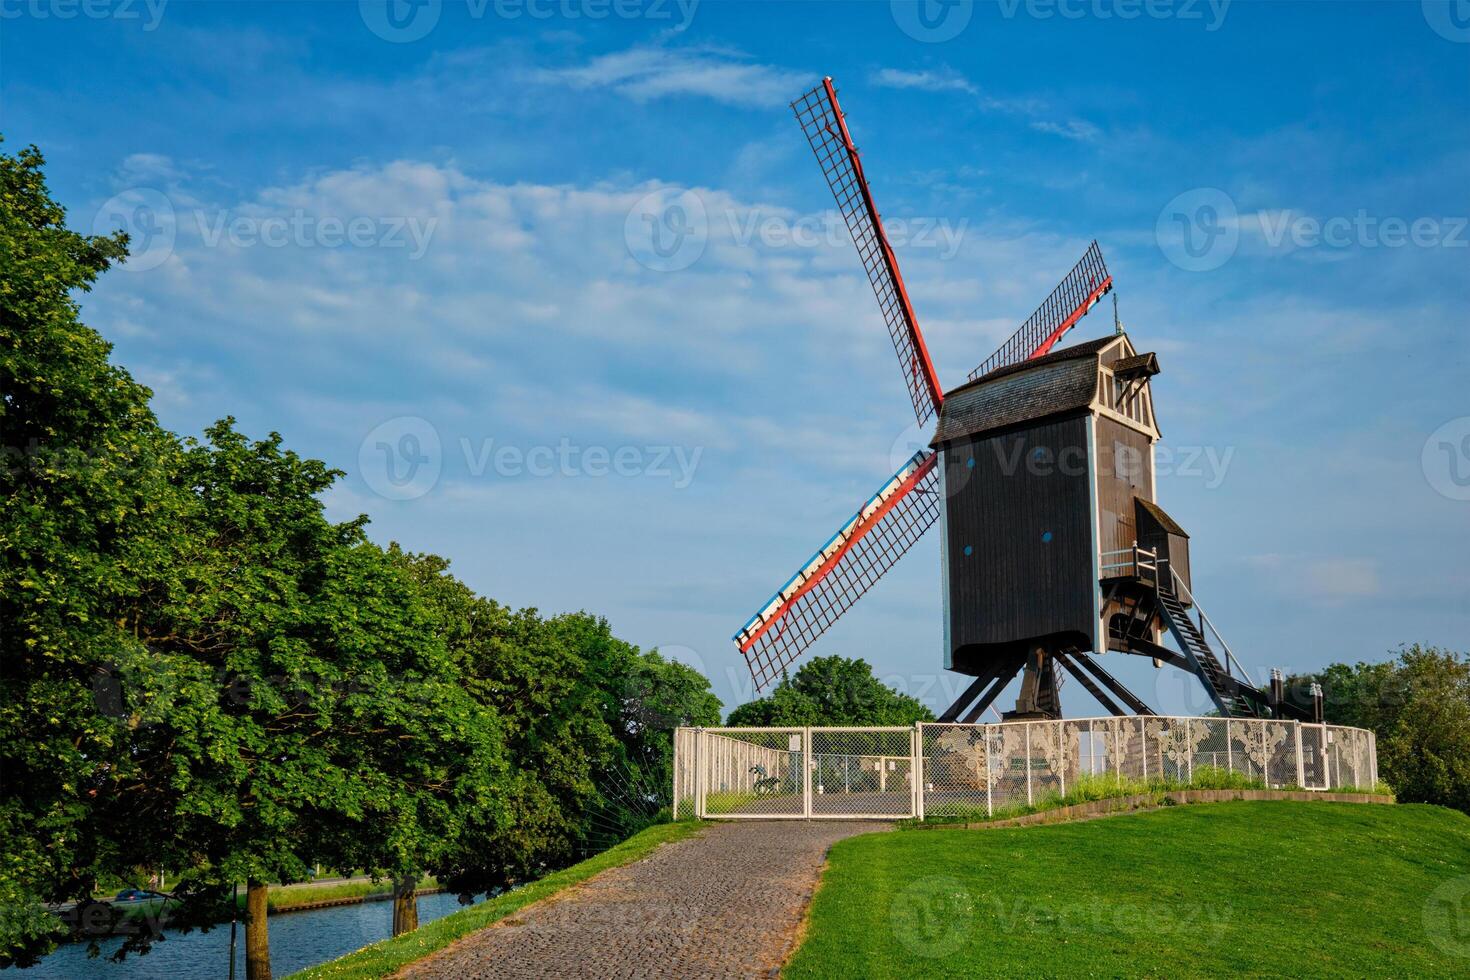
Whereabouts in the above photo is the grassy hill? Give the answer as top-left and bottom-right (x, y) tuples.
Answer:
(785, 802), (1470, 978)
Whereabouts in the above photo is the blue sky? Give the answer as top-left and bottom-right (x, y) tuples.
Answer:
(4, 0), (1467, 717)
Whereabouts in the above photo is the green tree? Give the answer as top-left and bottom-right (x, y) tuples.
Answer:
(1294, 645), (1470, 813)
(392, 553), (615, 897)
(553, 614), (721, 844)
(0, 140), (190, 966)
(726, 656), (933, 727)
(144, 425), (507, 979)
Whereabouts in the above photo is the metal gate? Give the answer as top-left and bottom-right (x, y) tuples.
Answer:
(810, 727), (917, 818)
(680, 726), (915, 820)
(1299, 724), (1330, 791)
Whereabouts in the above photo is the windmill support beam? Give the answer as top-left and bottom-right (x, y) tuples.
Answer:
(1121, 637), (1192, 672)
(1069, 651), (1156, 716)
(938, 673), (995, 724)
(961, 654), (1027, 723)
(1053, 651), (1126, 716)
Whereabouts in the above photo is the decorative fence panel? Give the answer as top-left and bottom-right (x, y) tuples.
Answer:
(673, 718), (1378, 820)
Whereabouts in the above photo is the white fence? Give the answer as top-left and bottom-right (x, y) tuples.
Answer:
(673, 717), (1378, 820)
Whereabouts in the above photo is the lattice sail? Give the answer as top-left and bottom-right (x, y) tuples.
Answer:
(793, 79), (943, 426)
(733, 450), (941, 691)
(968, 241), (1113, 381)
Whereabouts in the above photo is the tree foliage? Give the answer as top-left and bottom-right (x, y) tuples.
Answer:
(1, 139), (181, 966)
(725, 656), (933, 727)
(1292, 645), (1470, 813)
(0, 141), (722, 974)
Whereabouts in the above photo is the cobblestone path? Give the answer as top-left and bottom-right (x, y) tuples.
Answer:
(400, 821), (887, 979)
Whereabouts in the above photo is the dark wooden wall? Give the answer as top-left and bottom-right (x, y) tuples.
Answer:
(942, 414), (1096, 672)
(1095, 416), (1154, 559)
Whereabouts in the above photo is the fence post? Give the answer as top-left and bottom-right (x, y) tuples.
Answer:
(1333, 730), (1342, 789)
(1140, 716), (1147, 782)
(1226, 719), (1233, 775)
(1057, 721), (1066, 797)
(802, 727), (812, 820)
(1025, 723), (1033, 807)
(1370, 730), (1378, 787)
(986, 725), (994, 818)
(913, 723), (924, 821)
(1294, 722), (1306, 788)
(673, 729), (681, 819)
(1185, 719), (1194, 785)
(695, 729), (705, 818)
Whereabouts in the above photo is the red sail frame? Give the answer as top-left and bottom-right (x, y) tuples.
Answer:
(734, 451), (941, 692)
(793, 78), (944, 426)
(968, 240), (1113, 381)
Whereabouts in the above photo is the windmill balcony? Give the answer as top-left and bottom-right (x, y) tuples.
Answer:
(1099, 544), (1161, 585)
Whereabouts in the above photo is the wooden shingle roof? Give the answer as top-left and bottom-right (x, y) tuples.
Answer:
(931, 336), (1122, 447)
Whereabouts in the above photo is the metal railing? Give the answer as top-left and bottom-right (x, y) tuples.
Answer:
(1161, 563), (1256, 686)
(1099, 544), (1159, 584)
(674, 718), (1379, 820)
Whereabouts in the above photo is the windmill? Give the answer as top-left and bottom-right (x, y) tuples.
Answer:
(732, 78), (1309, 724)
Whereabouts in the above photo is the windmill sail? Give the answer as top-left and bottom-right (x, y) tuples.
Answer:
(793, 78), (943, 426)
(968, 240), (1113, 381)
(734, 450), (941, 691)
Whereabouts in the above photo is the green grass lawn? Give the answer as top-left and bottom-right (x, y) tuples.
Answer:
(785, 802), (1470, 978)
(288, 820), (705, 979)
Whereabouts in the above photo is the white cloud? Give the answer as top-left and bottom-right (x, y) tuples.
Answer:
(873, 66), (1099, 142)
(532, 46), (810, 108)
(870, 68), (977, 95)
(1029, 118), (1102, 143)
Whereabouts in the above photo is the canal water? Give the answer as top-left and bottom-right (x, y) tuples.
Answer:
(27, 891), (479, 978)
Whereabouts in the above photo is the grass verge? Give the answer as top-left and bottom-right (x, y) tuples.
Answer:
(267, 880), (440, 912)
(288, 820), (705, 979)
(785, 801), (1470, 978)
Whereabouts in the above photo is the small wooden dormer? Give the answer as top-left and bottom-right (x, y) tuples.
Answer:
(1090, 335), (1160, 440)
